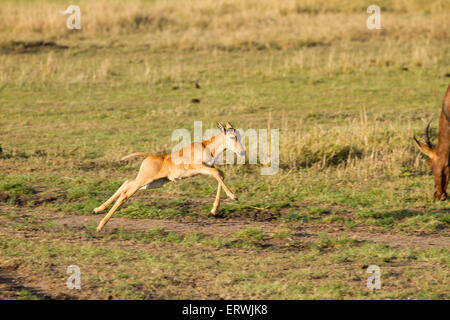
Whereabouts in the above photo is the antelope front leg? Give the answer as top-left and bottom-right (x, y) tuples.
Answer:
(443, 166), (450, 200)
(200, 167), (237, 201)
(211, 182), (222, 215)
(434, 167), (448, 201)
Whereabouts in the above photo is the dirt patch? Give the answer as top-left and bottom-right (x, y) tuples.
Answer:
(55, 214), (279, 238)
(0, 271), (56, 300)
(51, 212), (450, 250)
(0, 190), (61, 207)
(0, 206), (448, 300)
(0, 41), (68, 54)
(1, 205), (448, 250)
(290, 224), (450, 250)
(0, 260), (77, 300)
(218, 207), (282, 221)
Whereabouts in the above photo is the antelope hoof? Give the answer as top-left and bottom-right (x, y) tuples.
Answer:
(209, 211), (223, 218)
(231, 195), (238, 201)
(208, 212), (217, 218)
(434, 192), (447, 201)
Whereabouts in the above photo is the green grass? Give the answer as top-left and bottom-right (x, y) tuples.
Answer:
(0, 0), (449, 300)
(232, 227), (266, 241)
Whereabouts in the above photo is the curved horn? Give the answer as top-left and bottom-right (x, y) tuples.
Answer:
(425, 119), (433, 149)
(414, 136), (435, 159)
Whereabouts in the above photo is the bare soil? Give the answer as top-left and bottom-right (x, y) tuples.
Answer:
(0, 205), (448, 299)
(52, 213), (450, 250)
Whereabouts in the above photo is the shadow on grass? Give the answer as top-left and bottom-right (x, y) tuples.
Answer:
(360, 208), (449, 230)
(0, 273), (56, 300)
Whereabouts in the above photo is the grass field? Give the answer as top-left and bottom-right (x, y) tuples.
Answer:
(0, 0), (449, 299)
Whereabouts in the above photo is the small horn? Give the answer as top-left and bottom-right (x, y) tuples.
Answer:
(216, 121), (225, 133)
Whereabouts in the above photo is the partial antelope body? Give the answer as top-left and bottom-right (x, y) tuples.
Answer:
(94, 122), (245, 231)
(414, 83), (450, 200)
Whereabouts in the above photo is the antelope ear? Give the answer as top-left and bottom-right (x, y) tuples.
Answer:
(226, 121), (233, 129)
(414, 136), (436, 159)
(216, 121), (225, 133)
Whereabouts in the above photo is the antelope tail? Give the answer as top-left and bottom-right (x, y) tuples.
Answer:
(120, 152), (148, 161)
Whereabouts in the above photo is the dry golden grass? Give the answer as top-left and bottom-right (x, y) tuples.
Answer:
(0, 0), (449, 49)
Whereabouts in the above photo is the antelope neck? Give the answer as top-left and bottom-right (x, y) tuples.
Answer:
(202, 135), (225, 159)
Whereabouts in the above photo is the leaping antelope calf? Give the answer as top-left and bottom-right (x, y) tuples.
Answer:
(94, 122), (245, 231)
(414, 83), (450, 200)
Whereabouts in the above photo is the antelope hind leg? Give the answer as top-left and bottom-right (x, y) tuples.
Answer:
(96, 179), (146, 232)
(93, 180), (130, 214)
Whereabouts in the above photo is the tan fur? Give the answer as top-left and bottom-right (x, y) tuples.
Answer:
(120, 152), (148, 161)
(95, 122), (245, 231)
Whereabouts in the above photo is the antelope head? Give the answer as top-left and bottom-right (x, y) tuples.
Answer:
(414, 84), (450, 200)
(216, 121), (246, 157)
(414, 98), (450, 200)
